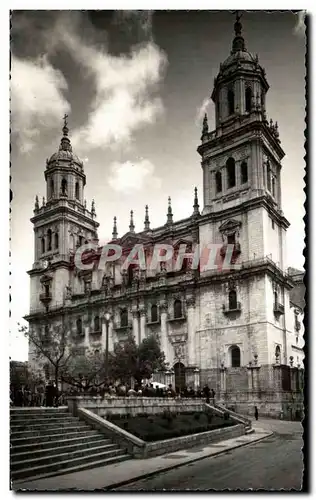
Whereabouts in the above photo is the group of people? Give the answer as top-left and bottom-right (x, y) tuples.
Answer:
(10, 381), (62, 407)
(10, 380), (217, 407)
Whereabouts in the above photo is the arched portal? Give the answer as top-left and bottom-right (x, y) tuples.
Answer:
(174, 362), (186, 393)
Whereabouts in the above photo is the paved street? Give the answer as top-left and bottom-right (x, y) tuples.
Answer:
(116, 419), (303, 491)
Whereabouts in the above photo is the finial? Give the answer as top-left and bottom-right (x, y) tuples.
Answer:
(202, 113), (209, 137)
(144, 205), (150, 231)
(193, 187), (200, 216)
(91, 199), (96, 216)
(59, 114), (72, 152)
(42, 196), (46, 207)
(129, 210), (135, 233)
(166, 196), (173, 225)
(274, 121), (279, 138)
(232, 11), (245, 53)
(84, 199), (87, 209)
(35, 195), (39, 210)
(112, 216), (118, 240)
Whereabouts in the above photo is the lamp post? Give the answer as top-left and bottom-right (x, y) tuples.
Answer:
(104, 312), (111, 382)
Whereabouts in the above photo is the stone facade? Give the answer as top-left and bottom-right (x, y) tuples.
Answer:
(26, 18), (304, 413)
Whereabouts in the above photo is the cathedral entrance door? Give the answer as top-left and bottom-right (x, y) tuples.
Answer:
(174, 362), (186, 394)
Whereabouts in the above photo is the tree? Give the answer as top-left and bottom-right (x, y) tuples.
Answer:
(108, 333), (167, 386)
(61, 349), (106, 391)
(18, 320), (73, 391)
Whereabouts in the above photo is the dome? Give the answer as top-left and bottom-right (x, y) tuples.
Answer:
(222, 50), (256, 69)
(46, 120), (84, 169)
(48, 149), (83, 167)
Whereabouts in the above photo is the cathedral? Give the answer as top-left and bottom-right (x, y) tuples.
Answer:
(26, 17), (304, 411)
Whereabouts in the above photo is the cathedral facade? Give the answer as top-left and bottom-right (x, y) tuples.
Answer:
(26, 18), (304, 408)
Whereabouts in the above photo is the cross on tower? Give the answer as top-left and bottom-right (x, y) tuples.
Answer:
(63, 113), (68, 128)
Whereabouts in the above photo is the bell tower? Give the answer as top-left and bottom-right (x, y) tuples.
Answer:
(198, 13), (289, 269)
(28, 117), (99, 315)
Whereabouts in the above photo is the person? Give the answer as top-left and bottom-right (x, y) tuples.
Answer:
(45, 381), (54, 406)
(203, 384), (211, 403)
(210, 388), (216, 404)
(254, 406), (259, 421)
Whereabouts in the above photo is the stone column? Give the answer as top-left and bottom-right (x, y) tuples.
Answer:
(194, 368), (200, 392)
(132, 311), (140, 345)
(247, 362), (253, 391)
(160, 303), (170, 363)
(84, 325), (90, 348)
(139, 309), (146, 343)
(289, 357), (296, 391)
(220, 363), (227, 398)
(186, 297), (196, 367)
(252, 354), (261, 391)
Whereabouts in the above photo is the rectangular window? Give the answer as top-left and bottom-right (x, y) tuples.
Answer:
(271, 219), (275, 230)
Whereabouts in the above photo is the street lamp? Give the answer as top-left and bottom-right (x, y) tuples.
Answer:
(104, 312), (111, 382)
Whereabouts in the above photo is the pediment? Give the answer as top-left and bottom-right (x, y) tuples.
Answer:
(219, 219), (242, 233)
(119, 231), (152, 248)
(173, 238), (192, 248)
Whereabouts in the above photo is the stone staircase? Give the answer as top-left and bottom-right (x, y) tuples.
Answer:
(10, 407), (131, 483)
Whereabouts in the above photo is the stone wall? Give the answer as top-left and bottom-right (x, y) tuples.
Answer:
(68, 396), (205, 418)
(78, 407), (245, 458)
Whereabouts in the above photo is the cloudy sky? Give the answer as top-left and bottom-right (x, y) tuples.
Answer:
(10, 10), (305, 361)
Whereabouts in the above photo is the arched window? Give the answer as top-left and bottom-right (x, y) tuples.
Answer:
(272, 177), (276, 197)
(215, 171), (222, 193)
(245, 87), (252, 113)
(274, 291), (278, 306)
(54, 232), (59, 250)
(51, 179), (55, 198)
(231, 345), (241, 367)
(226, 157), (236, 189)
(41, 237), (45, 254)
(47, 229), (52, 251)
(241, 161), (248, 184)
(151, 304), (158, 323)
(61, 178), (68, 196)
(120, 309), (128, 327)
(275, 345), (281, 358)
(267, 161), (271, 191)
(76, 318), (82, 335)
(227, 233), (236, 245)
(75, 182), (80, 200)
(229, 290), (237, 310)
(127, 266), (134, 286)
(78, 235), (84, 247)
(174, 299), (182, 319)
(94, 316), (100, 332)
(227, 89), (235, 115)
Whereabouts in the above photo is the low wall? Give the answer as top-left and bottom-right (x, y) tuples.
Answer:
(68, 396), (205, 418)
(78, 407), (244, 458)
(220, 391), (304, 420)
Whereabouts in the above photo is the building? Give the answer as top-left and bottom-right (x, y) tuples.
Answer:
(26, 16), (304, 415)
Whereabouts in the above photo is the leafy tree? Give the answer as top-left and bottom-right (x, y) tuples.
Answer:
(18, 320), (73, 390)
(108, 333), (167, 385)
(61, 349), (106, 391)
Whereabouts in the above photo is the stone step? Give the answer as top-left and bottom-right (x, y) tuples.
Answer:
(11, 429), (100, 446)
(10, 407), (68, 416)
(11, 449), (130, 481)
(13, 453), (131, 485)
(11, 434), (107, 454)
(245, 428), (255, 435)
(11, 419), (86, 433)
(10, 413), (70, 422)
(11, 442), (120, 471)
(11, 436), (110, 462)
(11, 423), (90, 439)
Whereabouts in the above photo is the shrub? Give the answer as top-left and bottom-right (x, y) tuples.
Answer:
(194, 413), (200, 420)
